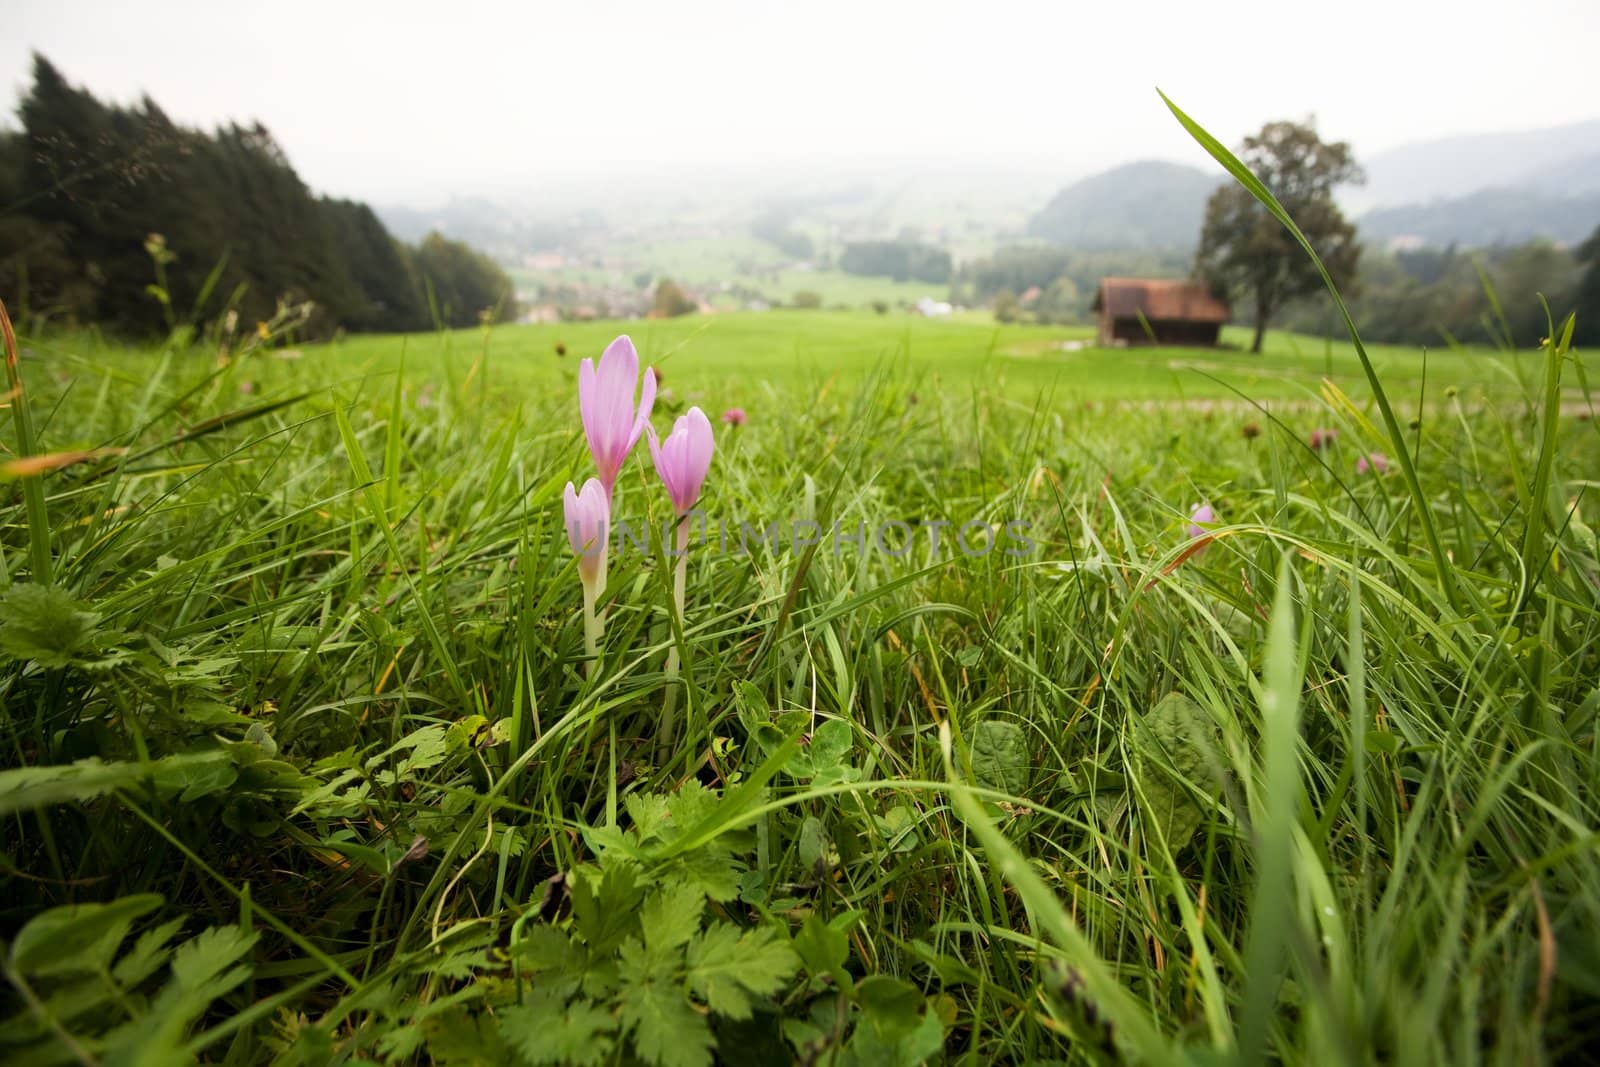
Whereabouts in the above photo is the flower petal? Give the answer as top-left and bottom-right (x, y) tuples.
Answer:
(578, 358), (599, 451)
(562, 481), (582, 555)
(646, 423), (675, 503)
(599, 337), (637, 444)
(628, 365), (657, 452)
(685, 407), (714, 503)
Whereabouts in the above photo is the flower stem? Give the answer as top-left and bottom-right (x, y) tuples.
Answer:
(580, 544), (607, 681)
(658, 516), (689, 758)
(581, 581), (600, 680)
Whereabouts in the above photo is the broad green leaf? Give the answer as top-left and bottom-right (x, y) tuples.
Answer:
(684, 924), (797, 1019)
(668, 845), (744, 904)
(968, 719), (1030, 794)
(784, 719), (856, 782)
(798, 815), (829, 873)
(0, 583), (106, 668)
(791, 912), (853, 989)
(623, 792), (672, 842)
(664, 780), (720, 831)
(170, 925), (258, 996)
(570, 863), (644, 954)
(512, 925), (579, 973)
(10, 894), (163, 977)
(735, 681), (768, 717)
(839, 1004), (945, 1067)
(1131, 691), (1223, 848)
(243, 721), (277, 756)
(444, 714), (490, 753)
(111, 917), (186, 987)
(807, 720), (853, 770)
(874, 804), (922, 854)
(152, 752), (237, 803)
(618, 976), (712, 1067)
(642, 884), (703, 956)
(102, 928), (257, 1067)
(854, 975), (924, 1037)
(425, 1006), (515, 1065)
(498, 989), (615, 1066)
(0, 758), (146, 816)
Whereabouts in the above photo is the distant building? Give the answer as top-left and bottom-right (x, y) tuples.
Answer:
(914, 297), (954, 318)
(1091, 278), (1229, 346)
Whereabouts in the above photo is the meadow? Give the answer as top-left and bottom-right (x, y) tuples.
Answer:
(248, 309), (1579, 406)
(2, 295), (1598, 1066)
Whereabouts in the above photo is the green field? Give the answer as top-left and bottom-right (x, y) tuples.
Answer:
(4, 309), (1599, 1063)
(509, 235), (952, 312)
(241, 309), (1581, 408)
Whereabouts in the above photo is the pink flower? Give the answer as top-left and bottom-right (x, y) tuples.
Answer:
(1356, 451), (1389, 475)
(579, 335), (656, 498)
(649, 407), (715, 516)
(562, 478), (609, 585)
(721, 407), (747, 426)
(1186, 502), (1217, 540)
(1308, 427), (1339, 451)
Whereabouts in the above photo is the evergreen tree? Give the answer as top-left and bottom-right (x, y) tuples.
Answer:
(412, 232), (517, 327)
(1576, 224), (1600, 348)
(4, 54), (510, 339)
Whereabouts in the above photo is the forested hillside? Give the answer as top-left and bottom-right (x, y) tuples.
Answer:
(0, 56), (515, 337)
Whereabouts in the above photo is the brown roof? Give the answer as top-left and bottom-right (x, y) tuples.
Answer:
(1091, 278), (1229, 323)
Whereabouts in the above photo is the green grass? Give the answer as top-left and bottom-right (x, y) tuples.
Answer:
(2, 307), (1598, 1064)
(270, 309), (1580, 408)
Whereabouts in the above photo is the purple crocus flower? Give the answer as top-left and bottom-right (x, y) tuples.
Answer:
(579, 335), (656, 499)
(649, 407), (715, 516)
(1186, 502), (1217, 540)
(1356, 451), (1389, 476)
(562, 478), (609, 586)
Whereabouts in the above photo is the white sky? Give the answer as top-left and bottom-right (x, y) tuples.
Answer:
(6, 0), (1599, 207)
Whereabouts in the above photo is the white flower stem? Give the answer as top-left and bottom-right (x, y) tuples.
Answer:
(581, 581), (600, 680)
(658, 516), (689, 758)
(580, 544), (607, 681)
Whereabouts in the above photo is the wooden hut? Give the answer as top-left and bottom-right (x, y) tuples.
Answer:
(1091, 278), (1229, 346)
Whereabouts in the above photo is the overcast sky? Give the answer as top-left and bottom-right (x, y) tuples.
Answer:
(6, 0), (1599, 206)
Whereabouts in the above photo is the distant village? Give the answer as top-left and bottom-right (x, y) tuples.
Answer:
(514, 248), (957, 324)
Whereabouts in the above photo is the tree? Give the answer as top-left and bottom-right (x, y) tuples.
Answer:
(320, 198), (428, 332)
(413, 232), (517, 327)
(652, 279), (697, 318)
(1195, 119), (1363, 354)
(1576, 224), (1600, 348)
(5, 53), (509, 339)
(992, 290), (1019, 323)
(839, 241), (951, 284)
(1483, 239), (1579, 347)
(1032, 276), (1082, 324)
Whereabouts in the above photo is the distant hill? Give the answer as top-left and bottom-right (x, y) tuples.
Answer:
(1028, 161), (1220, 250)
(1518, 152), (1600, 198)
(1359, 188), (1600, 248)
(379, 197), (584, 262)
(1354, 119), (1600, 210)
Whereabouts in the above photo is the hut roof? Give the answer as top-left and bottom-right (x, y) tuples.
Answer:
(1091, 278), (1229, 323)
